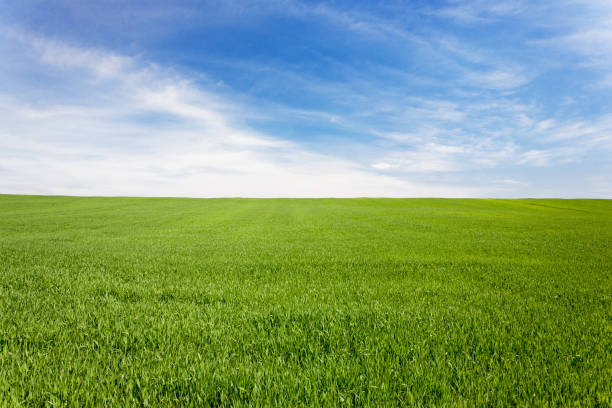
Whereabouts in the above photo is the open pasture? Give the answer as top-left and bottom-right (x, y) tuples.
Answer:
(0, 196), (610, 406)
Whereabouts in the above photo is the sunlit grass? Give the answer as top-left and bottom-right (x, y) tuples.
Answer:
(0, 195), (610, 406)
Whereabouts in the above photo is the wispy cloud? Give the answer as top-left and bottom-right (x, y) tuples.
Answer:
(527, 1), (612, 80)
(431, 0), (527, 23)
(370, 139), (517, 173)
(517, 147), (581, 167)
(0, 31), (480, 197)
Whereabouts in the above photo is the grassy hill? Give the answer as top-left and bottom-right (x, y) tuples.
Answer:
(0, 195), (610, 406)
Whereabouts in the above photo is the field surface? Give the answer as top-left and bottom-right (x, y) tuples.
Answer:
(0, 195), (611, 406)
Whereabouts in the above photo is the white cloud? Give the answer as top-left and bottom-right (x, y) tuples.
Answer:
(5, 29), (134, 78)
(528, 1), (612, 76)
(495, 179), (524, 185)
(369, 93), (612, 173)
(367, 137), (517, 173)
(0, 31), (480, 197)
(431, 0), (527, 23)
(517, 148), (576, 167)
(371, 162), (399, 170)
(462, 68), (530, 91)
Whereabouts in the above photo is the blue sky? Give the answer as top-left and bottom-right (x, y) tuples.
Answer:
(1, 0), (611, 197)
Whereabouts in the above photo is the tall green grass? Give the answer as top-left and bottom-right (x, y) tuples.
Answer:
(0, 195), (610, 406)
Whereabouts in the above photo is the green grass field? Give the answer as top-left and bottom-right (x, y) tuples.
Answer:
(0, 195), (610, 406)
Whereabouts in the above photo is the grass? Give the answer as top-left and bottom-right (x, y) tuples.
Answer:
(0, 195), (610, 406)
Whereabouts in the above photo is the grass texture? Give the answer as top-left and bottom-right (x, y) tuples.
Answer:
(0, 195), (611, 406)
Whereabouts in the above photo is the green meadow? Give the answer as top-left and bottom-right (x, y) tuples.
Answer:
(0, 195), (610, 406)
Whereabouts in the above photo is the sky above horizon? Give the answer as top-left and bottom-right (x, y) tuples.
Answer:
(1, 0), (611, 197)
